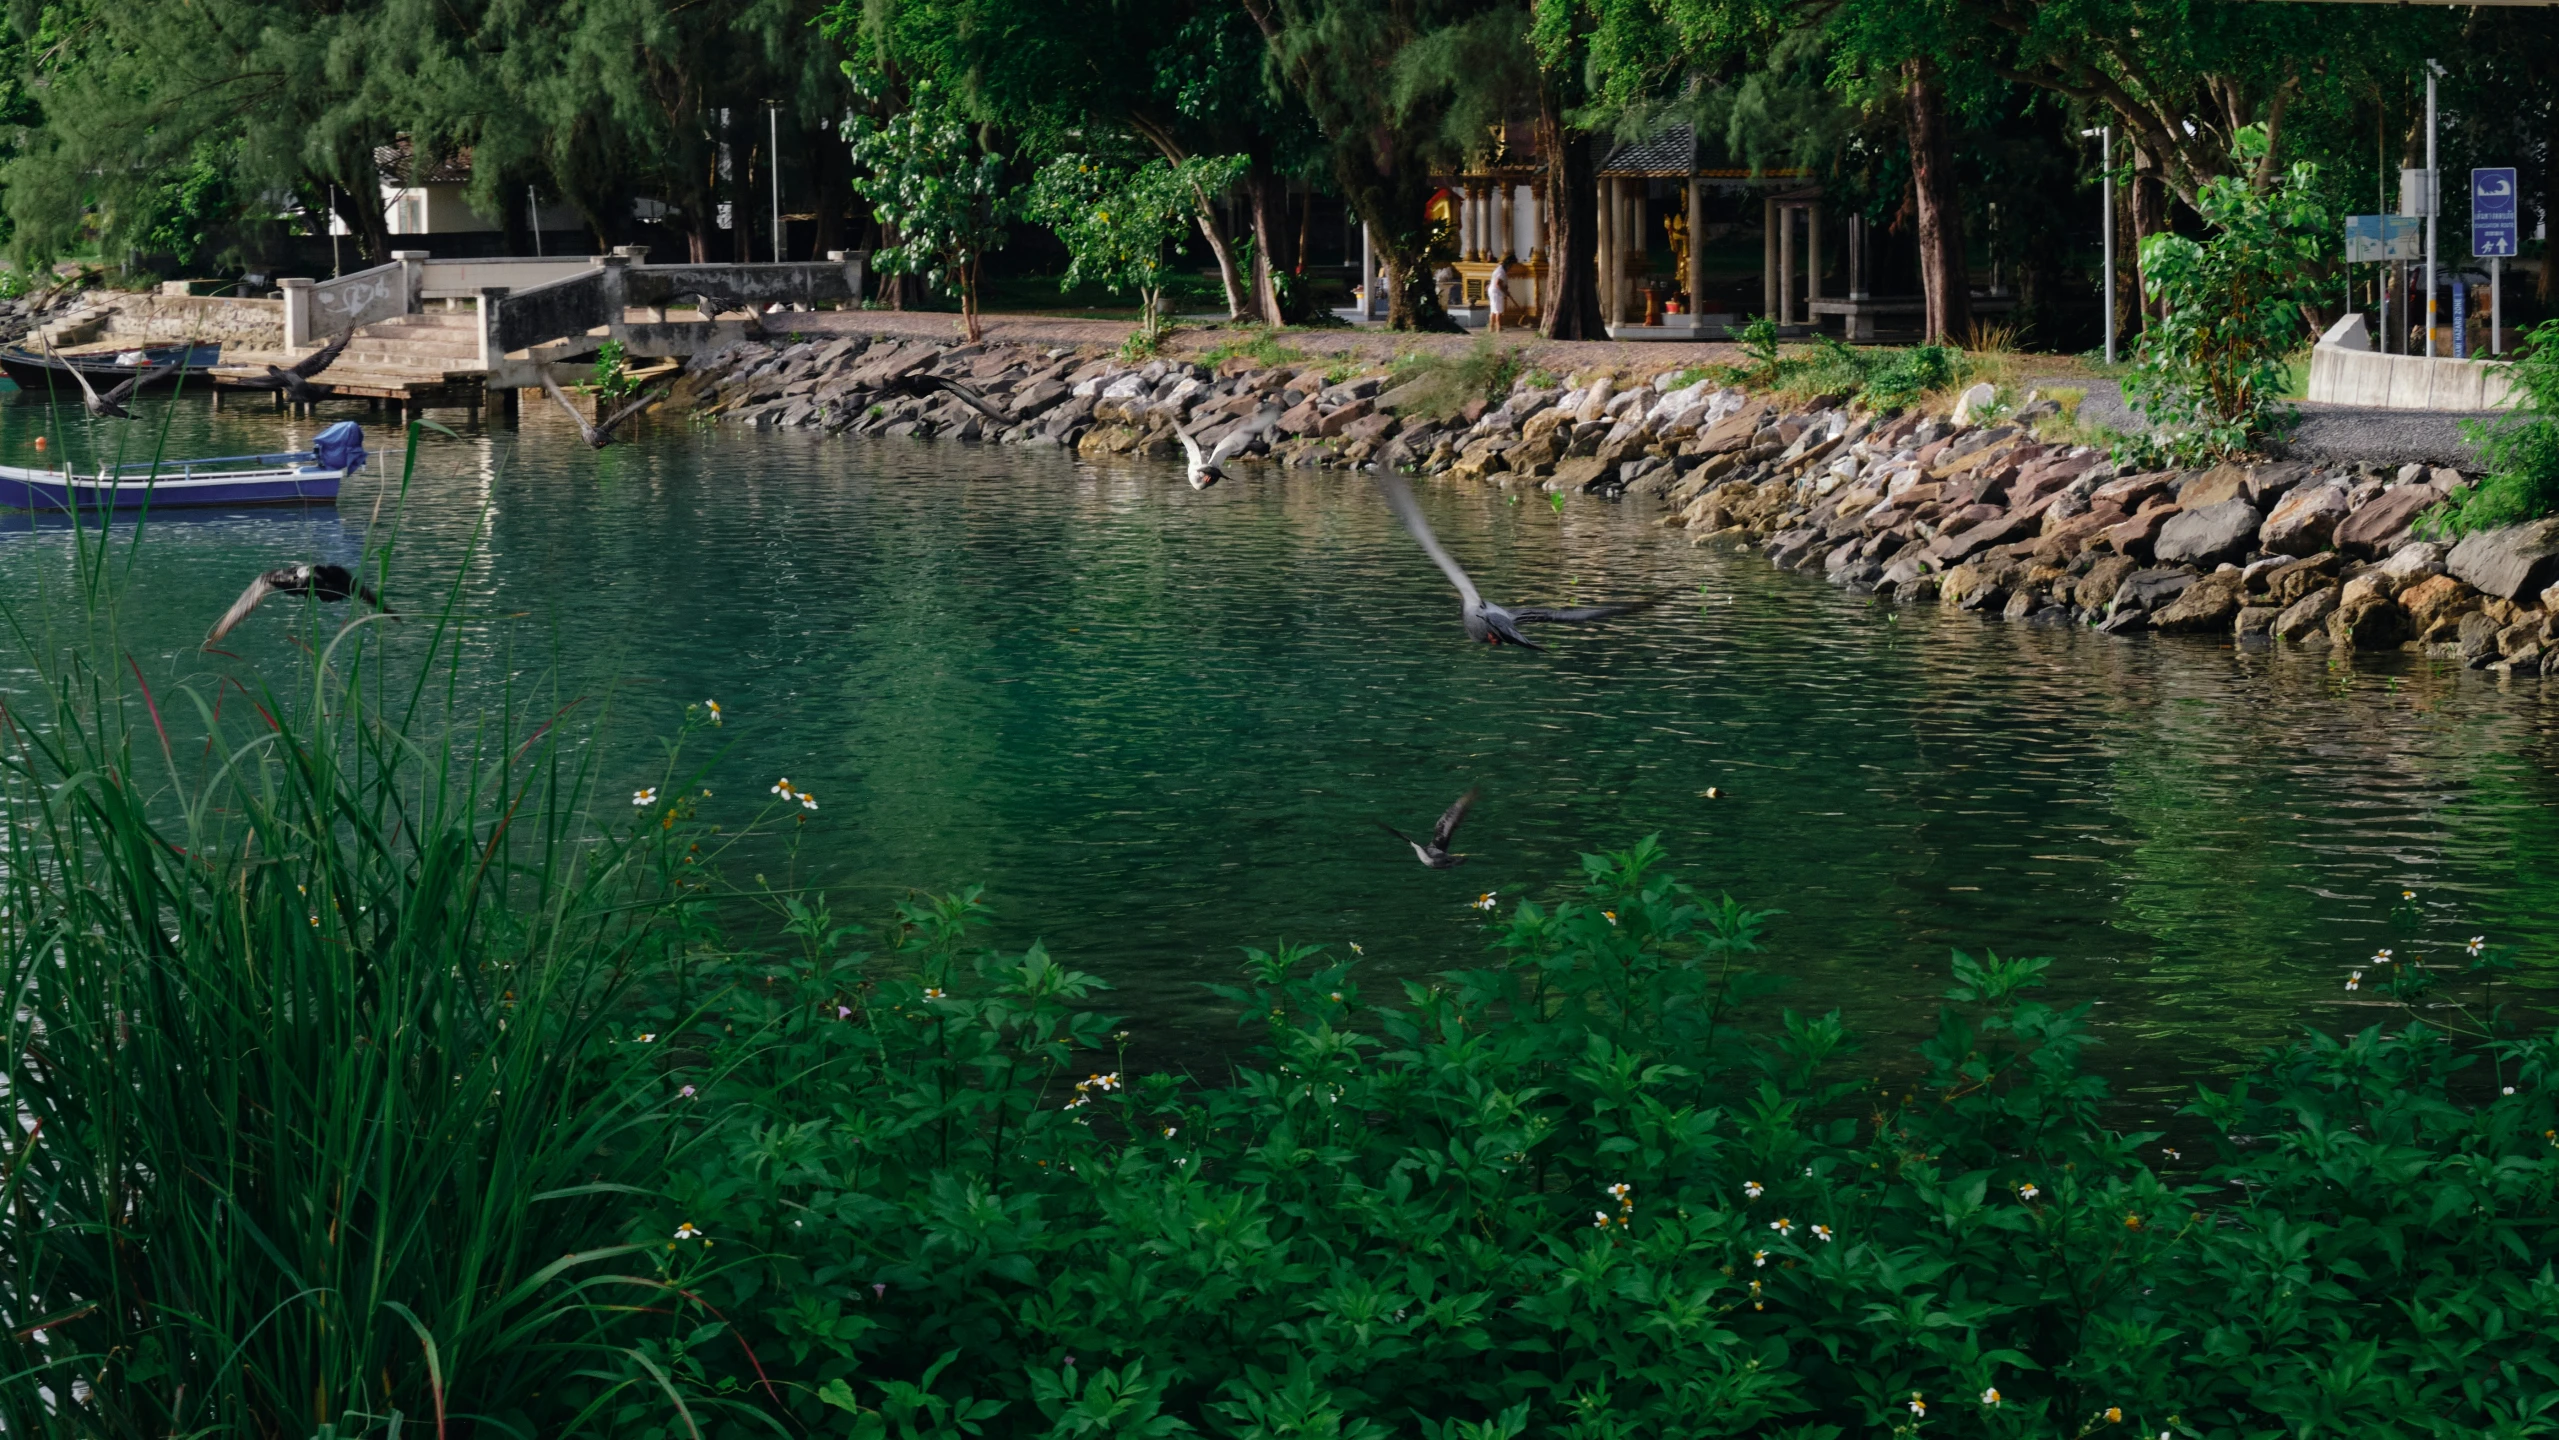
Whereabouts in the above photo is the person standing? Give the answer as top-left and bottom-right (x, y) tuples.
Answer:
(1488, 256), (1512, 333)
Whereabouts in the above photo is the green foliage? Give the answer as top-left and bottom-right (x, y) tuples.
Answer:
(0, 431), (690, 1437)
(592, 337), (641, 403)
(2124, 125), (2331, 459)
(1198, 328), (1308, 372)
(844, 78), (1011, 342)
(2426, 320), (2559, 535)
(1711, 330), (1964, 414)
(1027, 152), (1249, 339)
(601, 832), (2559, 1440)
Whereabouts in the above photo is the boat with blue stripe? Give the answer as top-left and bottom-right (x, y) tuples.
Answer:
(0, 422), (366, 512)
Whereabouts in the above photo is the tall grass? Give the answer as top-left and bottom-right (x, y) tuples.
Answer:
(0, 426), (696, 1437)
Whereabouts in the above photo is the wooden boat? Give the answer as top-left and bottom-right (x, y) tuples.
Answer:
(0, 422), (365, 511)
(0, 342), (224, 391)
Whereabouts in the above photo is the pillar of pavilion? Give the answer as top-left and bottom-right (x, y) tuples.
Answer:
(1596, 124), (1812, 342)
(1436, 124), (1547, 328)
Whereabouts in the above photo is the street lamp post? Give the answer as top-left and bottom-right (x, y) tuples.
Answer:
(770, 104), (785, 264)
(2081, 126), (2115, 365)
(2426, 59), (2442, 359)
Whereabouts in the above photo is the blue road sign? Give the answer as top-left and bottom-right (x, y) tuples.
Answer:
(2474, 167), (2519, 258)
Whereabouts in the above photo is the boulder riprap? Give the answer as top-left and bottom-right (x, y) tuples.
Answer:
(670, 333), (2540, 670)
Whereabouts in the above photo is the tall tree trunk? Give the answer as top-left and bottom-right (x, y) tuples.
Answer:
(1906, 58), (1970, 344)
(329, 180), (392, 269)
(1539, 109), (1605, 340)
(1247, 166), (1292, 326)
(1194, 199), (1247, 320)
(2130, 146), (2170, 326)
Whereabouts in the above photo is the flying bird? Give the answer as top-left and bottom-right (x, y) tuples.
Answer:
(44, 339), (148, 419)
(540, 372), (664, 448)
(234, 329), (353, 404)
(1375, 472), (1653, 649)
(878, 371), (1013, 426)
(204, 563), (394, 647)
(1380, 788), (1479, 869)
(1175, 423), (1257, 490)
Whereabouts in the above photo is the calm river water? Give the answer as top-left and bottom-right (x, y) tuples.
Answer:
(9, 395), (2559, 1095)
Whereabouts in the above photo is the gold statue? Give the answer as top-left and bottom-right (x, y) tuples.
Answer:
(1664, 212), (1691, 299)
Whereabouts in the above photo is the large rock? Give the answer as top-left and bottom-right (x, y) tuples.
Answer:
(2459, 610), (2503, 666)
(2110, 567), (2199, 616)
(2258, 484), (2350, 556)
(2073, 555), (2139, 610)
(2152, 572), (2246, 634)
(2447, 518), (2559, 602)
(2234, 605), (2282, 639)
(2399, 574), (2482, 641)
(1549, 456), (1613, 493)
(2263, 553), (2341, 606)
(2327, 593), (2411, 649)
(1930, 510), (2040, 564)
(2333, 485), (2442, 556)
(2098, 504), (2180, 562)
(2178, 464), (2250, 508)
(2155, 498), (2262, 568)
(2246, 461), (2314, 505)
(2273, 585), (2340, 641)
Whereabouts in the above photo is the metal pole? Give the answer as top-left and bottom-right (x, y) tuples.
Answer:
(1360, 222), (1375, 320)
(2494, 255), (2504, 355)
(2426, 61), (2439, 359)
(2102, 127), (2116, 365)
(529, 185), (543, 258)
(329, 184), (342, 278)
(770, 105), (784, 264)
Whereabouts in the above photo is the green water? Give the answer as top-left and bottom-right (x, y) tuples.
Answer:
(10, 394), (2559, 1094)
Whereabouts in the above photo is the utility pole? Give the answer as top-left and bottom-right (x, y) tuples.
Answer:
(770, 104), (785, 264)
(528, 185), (543, 258)
(2082, 126), (2115, 365)
(2426, 59), (2441, 359)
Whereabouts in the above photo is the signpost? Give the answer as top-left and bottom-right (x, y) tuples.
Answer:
(2348, 215), (2423, 352)
(2474, 165), (2518, 356)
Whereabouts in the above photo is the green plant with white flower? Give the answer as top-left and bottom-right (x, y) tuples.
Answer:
(1026, 150), (1247, 346)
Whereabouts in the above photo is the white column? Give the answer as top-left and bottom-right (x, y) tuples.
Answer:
(1686, 178), (1706, 313)
(1597, 178), (1616, 325)
(1778, 204), (1796, 324)
(279, 277), (315, 350)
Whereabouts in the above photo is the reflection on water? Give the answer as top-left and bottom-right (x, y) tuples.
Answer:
(4, 393), (2556, 1091)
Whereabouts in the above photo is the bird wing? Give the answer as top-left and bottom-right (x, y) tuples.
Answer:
(48, 340), (105, 409)
(1431, 788), (1479, 849)
(1375, 822), (1419, 847)
(1374, 472), (1481, 608)
(1176, 428), (1206, 472)
(291, 329), (353, 379)
(204, 571), (284, 646)
(101, 371), (149, 406)
(1205, 424), (1257, 467)
(539, 373), (604, 447)
(1509, 597), (1657, 625)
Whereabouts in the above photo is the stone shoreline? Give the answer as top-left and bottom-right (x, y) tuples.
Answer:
(669, 331), (2559, 675)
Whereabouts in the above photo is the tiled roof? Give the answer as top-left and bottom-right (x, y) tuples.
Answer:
(1600, 126), (1698, 176)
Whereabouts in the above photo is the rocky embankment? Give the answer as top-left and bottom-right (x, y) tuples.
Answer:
(676, 335), (2559, 674)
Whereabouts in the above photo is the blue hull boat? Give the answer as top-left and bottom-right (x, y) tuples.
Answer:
(0, 422), (367, 512)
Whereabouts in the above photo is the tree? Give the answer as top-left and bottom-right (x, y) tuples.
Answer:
(845, 78), (1011, 340)
(1237, 0), (1524, 332)
(1027, 151), (1248, 338)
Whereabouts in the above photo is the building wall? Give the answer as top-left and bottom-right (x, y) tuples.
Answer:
(375, 183), (583, 236)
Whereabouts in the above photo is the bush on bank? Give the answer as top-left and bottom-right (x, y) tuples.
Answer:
(7, 630), (2559, 1438)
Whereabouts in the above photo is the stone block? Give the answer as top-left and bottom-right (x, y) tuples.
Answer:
(2273, 585), (2340, 641)
(2178, 464), (2250, 508)
(2153, 572), (2246, 633)
(2333, 485), (2443, 556)
(2399, 574), (2481, 641)
(2155, 498), (2262, 568)
(2447, 518), (2559, 601)
(2259, 484), (2350, 556)
(2327, 593), (2410, 649)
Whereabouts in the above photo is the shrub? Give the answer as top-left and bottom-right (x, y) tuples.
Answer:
(2124, 124), (2330, 459)
(2426, 317), (2559, 535)
(1386, 342), (1525, 421)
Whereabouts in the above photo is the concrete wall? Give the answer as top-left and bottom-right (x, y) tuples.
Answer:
(2307, 316), (2519, 411)
(46, 293), (287, 350)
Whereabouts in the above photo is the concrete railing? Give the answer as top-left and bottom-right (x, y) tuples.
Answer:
(2306, 312), (2519, 411)
(280, 256), (418, 349)
(481, 250), (870, 362)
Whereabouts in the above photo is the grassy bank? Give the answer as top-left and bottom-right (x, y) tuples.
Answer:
(4, 494), (2557, 1439)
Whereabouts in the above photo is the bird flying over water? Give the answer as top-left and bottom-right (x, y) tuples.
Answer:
(1374, 472), (1653, 649)
(1175, 424), (1256, 490)
(204, 563), (393, 646)
(540, 372), (663, 448)
(41, 336), (150, 419)
(234, 329), (353, 404)
(1381, 788), (1478, 869)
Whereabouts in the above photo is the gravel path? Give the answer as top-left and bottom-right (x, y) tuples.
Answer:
(2023, 372), (2510, 469)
